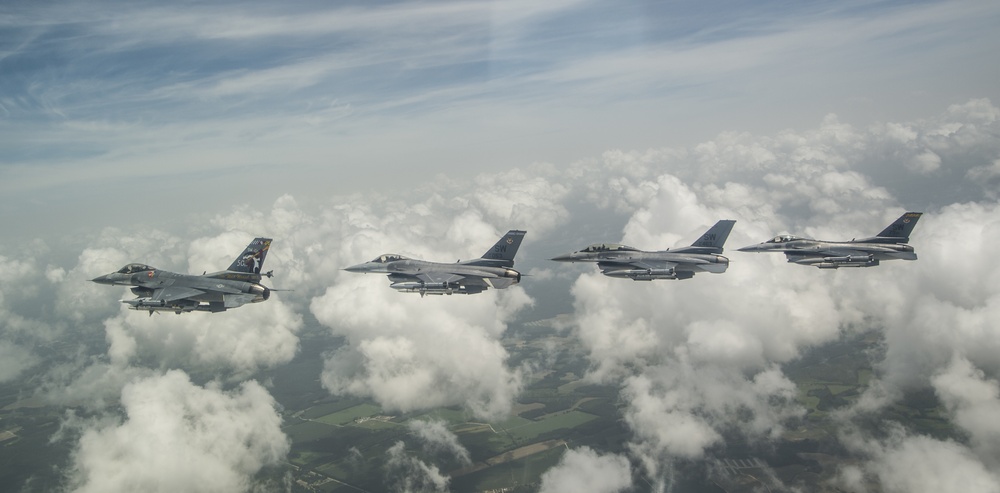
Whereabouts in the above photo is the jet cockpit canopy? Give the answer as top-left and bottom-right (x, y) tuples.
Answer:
(371, 254), (409, 263)
(117, 263), (155, 274)
(767, 235), (800, 244)
(581, 243), (638, 253)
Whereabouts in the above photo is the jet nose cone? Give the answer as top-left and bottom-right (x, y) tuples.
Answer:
(343, 263), (369, 273)
(550, 253), (573, 262)
(737, 244), (761, 252)
(91, 274), (113, 284)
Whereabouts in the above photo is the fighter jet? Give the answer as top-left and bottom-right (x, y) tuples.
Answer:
(91, 237), (275, 314)
(737, 212), (922, 268)
(550, 220), (736, 280)
(344, 230), (526, 296)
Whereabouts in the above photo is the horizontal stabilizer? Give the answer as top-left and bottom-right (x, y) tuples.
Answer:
(486, 277), (516, 289)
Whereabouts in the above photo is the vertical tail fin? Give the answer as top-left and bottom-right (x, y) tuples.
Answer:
(477, 230), (526, 266)
(688, 220), (736, 252)
(875, 212), (922, 242)
(227, 237), (272, 274)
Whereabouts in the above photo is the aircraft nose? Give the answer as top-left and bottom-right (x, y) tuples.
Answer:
(343, 263), (369, 273)
(550, 253), (574, 262)
(91, 274), (114, 284)
(737, 244), (762, 252)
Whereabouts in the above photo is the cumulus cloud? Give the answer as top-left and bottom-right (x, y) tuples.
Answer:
(384, 441), (450, 493)
(538, 447), (632, 493)
(838, 424), (1000, 493)
(931, 356), (1000, 468)
(101, 300), (302, 378)
(407, 420), (471, 466)
(0, 339), (39, 383)
(4, 98), (1000, 493)
(60, 370), (289, 493)
(306, 174), (563, 420)
(313, 277), (529, 420)
(557, 99), (1000, 487)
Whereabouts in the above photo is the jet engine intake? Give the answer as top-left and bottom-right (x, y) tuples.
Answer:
(131, 287), (154, 297)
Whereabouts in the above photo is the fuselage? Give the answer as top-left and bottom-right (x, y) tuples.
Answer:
(551, 246), (729, 280)
(92, 264), (270, 312)
(738, 236), (917, 268)
(344, 255), (521, 295)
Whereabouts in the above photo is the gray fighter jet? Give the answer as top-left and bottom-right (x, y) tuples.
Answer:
(91, 237), (275, 314)
(344, 230), (526, 296)
(737, 212), (922, 268)
(550, 220), (736, 280)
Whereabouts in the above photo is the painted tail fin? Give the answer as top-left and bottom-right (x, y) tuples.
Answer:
(475, 230), (527, 267)
(678, 219), (736, 253)
(873, 212), (922, 243)
(227, 237), (272, 274)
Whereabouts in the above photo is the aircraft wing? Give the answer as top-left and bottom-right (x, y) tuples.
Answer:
(785, 246), (878, 259)
(415, 269), (499, 288)
(151, 286), (206, 302)
(414, 272), (468, 284)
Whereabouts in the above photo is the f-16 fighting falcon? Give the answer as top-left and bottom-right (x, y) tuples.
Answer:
(91, 237), (275, 314)
(344, 230), (526, 296)
(550, 220), (736, 280)
(737, 212), (922, 268)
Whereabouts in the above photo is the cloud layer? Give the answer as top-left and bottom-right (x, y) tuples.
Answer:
(61, 371), (288, 493)
(1, 98), (998, 491)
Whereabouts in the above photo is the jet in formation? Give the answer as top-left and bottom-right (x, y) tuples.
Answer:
(550, 220), (736, 280)
(738, 212), (922, 268)
(91, 237), (275, 314)
(344, 230), (526, 296)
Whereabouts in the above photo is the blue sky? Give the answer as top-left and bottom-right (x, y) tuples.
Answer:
(3, 0), (999, 237)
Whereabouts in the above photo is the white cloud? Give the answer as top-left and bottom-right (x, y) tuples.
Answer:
(0, 339), (39, 383)
(61, 370), (289, 493)
(101, 299), (302, 378)
(538, 447), (632, 493)
(383, 441), (450, 493)
(2, 97), (1000, 492)
(557, 100), (1000, 487)
(838, 424), (1000, 493)
(313, 281), (528, 420)
(301, 174), (564, 420)
(932, 356), (1000, 468)
(407, 419), (471, 466)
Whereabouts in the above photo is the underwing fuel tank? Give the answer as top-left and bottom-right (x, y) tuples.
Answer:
(815, 260), (880, 269)
(603, 269), (680, 280)
(388, 282), (489, 296)
(793, 256), (880, 268)
(122, 298), (199, 313)
(390, 282), (454, 295)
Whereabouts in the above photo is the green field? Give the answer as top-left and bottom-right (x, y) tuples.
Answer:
(284, 420), (339, 443)
(261, 324), (968, 493)
(505, 411), (598, 441)
(313, 403), (384, 426)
